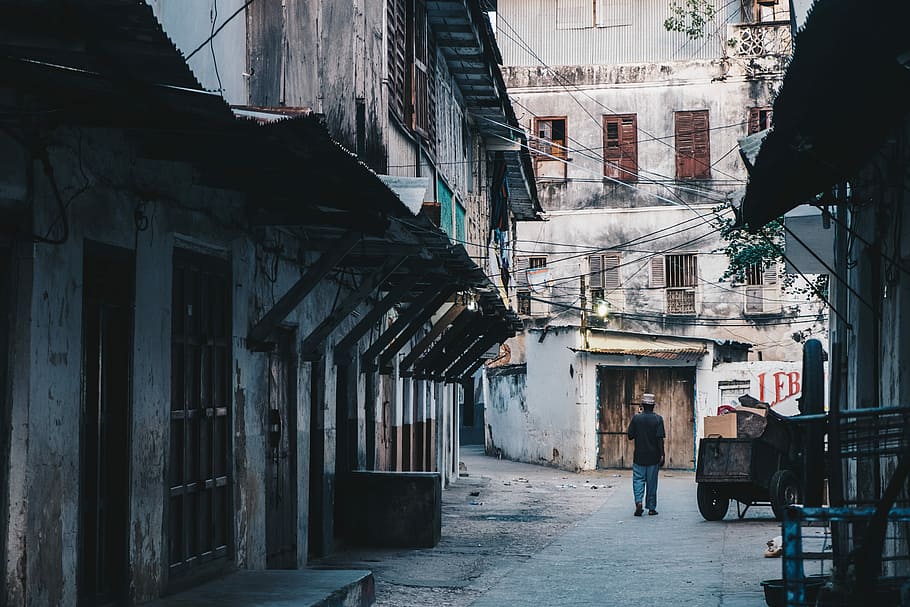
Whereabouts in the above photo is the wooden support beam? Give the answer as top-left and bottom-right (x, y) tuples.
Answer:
(333, 270), (428, 360)
(409, 311), (481, 375)
(454, 355), (488, 383)
(396, 304), (467, 372)
(360, 284), (457, 366)
(247, 232), (361, 349)
(299, 256), (408, 360)
(429, 318), (499, 375)
(445, 331), (507, 381)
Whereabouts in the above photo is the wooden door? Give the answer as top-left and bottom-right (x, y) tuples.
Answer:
(266, 329), (297, 569)
(597, 366), (696, 470)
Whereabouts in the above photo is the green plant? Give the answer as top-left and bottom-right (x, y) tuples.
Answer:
(664, 0), (718, 40)
(711, 205), (829, 302)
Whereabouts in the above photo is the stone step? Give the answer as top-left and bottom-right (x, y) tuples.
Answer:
(148, 569), (374, 607)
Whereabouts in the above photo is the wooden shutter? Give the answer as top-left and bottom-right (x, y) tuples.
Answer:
(413, 0), (431, 138)
(675, 110), (710, 179)
(763, 262), (778, 285)
(557, 0), (592, 29)
(748, 107), (772, 135)
(515, 257), (530, 288)
(748, 107), (761, 135)
(387, 0), (407, 122)
(589, 255), (603, 288)
(603, 253), (621, 289)
(745, 286), (764, 314)
(649, 255), (666, 288)
(603, 114), (637, 181)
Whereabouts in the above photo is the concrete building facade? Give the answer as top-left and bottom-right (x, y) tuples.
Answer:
(0, 1), (536, 605)
(483, 0), (828, 471)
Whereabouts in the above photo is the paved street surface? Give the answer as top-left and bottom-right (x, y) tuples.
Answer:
(321, 446), (782, 606)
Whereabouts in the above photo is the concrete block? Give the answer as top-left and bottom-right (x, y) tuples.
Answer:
(344, 471), (441, 548)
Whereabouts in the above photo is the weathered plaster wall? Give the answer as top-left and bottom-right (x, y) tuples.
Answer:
(486, 328), (594, 470)
(516, 205), (828, 361)
(0, 125), (398, 605)
(505, 61), (777, 212)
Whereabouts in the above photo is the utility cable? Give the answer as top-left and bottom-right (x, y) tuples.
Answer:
(185, 0), (257, 62)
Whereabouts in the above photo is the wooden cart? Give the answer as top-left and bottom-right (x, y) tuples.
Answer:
(695, 410), (805, 521)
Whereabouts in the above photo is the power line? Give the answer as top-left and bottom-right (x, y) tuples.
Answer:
(491, 10), (745, 182)
(185, 0), (257, 62)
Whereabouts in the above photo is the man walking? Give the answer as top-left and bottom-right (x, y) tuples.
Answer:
(627, 393), (666, 516)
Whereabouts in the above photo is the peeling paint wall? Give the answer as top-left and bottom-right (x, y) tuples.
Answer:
(485, 328), (595, 470)
(516, 205), (828, 362)
(0, 123), (400, 605)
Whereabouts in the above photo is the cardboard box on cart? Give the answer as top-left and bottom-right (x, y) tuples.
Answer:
(703, 414), (737, 438)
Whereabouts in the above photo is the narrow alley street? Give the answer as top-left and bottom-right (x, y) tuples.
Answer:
(322, 446), (781, 606)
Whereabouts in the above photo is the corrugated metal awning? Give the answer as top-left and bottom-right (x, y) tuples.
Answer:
(570, 346), (707, 363)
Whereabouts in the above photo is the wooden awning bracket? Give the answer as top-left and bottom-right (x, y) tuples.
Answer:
(247, 232), (361, 350)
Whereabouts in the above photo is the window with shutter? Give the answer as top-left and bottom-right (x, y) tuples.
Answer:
(649, 255), (666, 288)
(557, 0), (593, 29)
(675, 110), (711, 179)
(763, 262), (778, 285)
(515, 257), (530, 288)
(603, 253), (621, 289)
(589, 255), (603, 289)
(387, 0), (407, 122)
(595, 0), (632, 27)
(533, 117), (568, 180)
(603, 114), (638, 182)
(748, 107), (773, 135)
(517, 290), (531, 315)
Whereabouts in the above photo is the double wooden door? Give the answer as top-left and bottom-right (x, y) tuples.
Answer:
(596, 366), (695, 470)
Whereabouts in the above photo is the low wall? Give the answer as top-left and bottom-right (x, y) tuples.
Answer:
(344, 471), (441, 548)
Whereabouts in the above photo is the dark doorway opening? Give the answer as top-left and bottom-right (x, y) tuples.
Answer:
(266, 328), (298, 568)
(79, 242), (133, 606)
(308, 357), (326, 558)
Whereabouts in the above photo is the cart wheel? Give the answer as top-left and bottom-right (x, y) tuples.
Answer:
(770, 470), (801, 520)
(697, 483), (730, 521)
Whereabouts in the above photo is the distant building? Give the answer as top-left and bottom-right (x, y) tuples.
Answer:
(484, 0), (829, 470)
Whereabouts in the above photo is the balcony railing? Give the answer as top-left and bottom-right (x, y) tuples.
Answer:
(728, 21), (792, 60)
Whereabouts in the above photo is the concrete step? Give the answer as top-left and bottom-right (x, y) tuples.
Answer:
(147, 569), (374, 607)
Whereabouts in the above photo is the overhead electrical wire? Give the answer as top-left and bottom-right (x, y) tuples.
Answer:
(490, 9), (745, 182)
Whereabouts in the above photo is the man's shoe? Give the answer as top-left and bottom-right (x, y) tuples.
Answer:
(648, 509), (658, 516)
(634, 503), (643, 517)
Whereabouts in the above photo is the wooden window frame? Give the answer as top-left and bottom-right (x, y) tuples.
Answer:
(517, 290), (532, 315)
(674, 110), (711, 180)
(603, 114), (638, 182)
(529, 256), (548, 269)
(748, 107), (773, 135)
(663, 253), (697, 315)
(532, 117), (569, 161)
(387, 0), (436, 149)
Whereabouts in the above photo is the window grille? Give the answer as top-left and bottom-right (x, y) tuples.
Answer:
(665, 253), (698, 287)
(666, 288), (696, 314)
(169, 250), (232, 579)
(517, 290), (531, 315)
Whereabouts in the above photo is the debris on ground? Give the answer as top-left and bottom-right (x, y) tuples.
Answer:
(764, 535), (783, 558)
(470, 491), (480, 497)
(469, 500), (484, 506)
